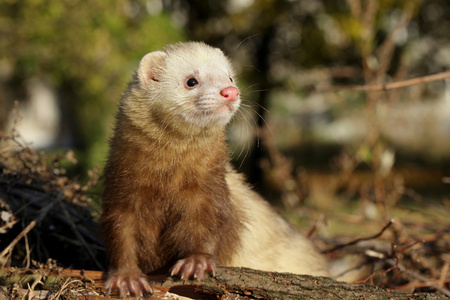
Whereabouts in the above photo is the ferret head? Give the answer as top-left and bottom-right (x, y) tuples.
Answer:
(131, 42), (240, 135)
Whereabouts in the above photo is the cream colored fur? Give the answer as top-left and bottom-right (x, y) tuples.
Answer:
(226, 167), (330, 276)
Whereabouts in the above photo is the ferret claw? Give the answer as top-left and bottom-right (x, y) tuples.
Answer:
(170, 254), (216, 281)
(105, 272), (153, 298)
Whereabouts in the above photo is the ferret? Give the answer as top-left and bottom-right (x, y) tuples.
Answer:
(100, 41), (329, 297)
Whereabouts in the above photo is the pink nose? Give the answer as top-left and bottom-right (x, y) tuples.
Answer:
(220, 86), (239, 102)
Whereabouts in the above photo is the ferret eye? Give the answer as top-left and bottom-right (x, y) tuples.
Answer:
(230, 77), (233, 83)
(186, 78), (198, 87)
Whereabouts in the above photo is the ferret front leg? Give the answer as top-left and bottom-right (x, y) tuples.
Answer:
(165, 197), (226, 281)
(101, 209), (154, 297)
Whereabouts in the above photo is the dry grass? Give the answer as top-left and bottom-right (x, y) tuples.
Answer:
(0, 107), (106, 275)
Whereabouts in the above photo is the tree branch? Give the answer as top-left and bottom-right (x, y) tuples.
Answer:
(316, 70), (450, 92)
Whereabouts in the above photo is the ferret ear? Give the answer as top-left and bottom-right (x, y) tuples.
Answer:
(138, 51), (167, 87)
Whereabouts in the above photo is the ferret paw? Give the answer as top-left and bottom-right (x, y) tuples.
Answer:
(170, 253), (216, 280)
(105, 271), (153, 298)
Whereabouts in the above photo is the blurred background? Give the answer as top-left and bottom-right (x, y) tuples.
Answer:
(1, 0), (449, 230)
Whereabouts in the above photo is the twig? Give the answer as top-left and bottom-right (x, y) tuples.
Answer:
(395, 278), (450, 291)
(58, 201), (103, 270)
(385, 259), (450, 296)
(374, 1), (416, 81)
(438, 258), (450, 291)
(0, 220), (36, 259)
(356, 265), (397, 284)
(50, 278), (83, 300)
(24, 231), (31, 269)
(316, 70), (450, 92)
(26, 274), (43, 300)
(396, 240), (424, 253)
(357, 246), (450, 296)
(306, 214), (326, 238)
(49, 277), (70, 300)
(323, 219), (394, 253)
(0, 219), (19, 233)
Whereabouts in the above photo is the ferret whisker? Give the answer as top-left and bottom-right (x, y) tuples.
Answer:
(229, 109), (253, 165)
(242, 64), (261, 73)
(232, 35), (259, 54)
(249, 102), (271, 115)
(239, 83), (263, 92)
(240, 101), (272, 140)
(246, 88), (270, 94)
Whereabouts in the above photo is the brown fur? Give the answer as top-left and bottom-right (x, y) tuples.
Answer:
(101, 42), (329, 297)
(101, 114), (240, 269)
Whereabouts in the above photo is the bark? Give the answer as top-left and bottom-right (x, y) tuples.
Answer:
(156, 267), (448, 300)
(1, 267), (447, 299)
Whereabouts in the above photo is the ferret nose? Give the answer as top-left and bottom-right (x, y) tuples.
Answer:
(220, 86), (239, 102)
